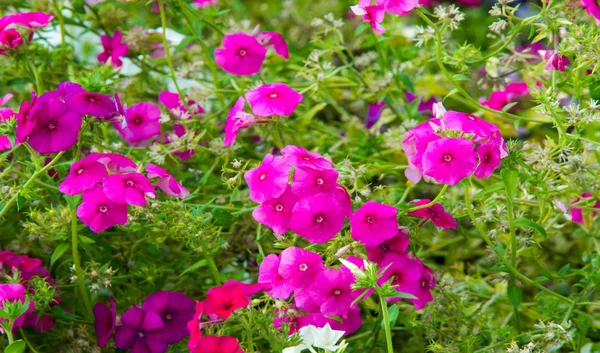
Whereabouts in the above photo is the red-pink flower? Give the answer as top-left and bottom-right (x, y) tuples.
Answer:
(191, 336), (243, 353)
(278, 247), (325, 290)
(203, 285), (249, 320)
(252, 185), (297, 235)
(366, 227), (410, 264)
(187, 301), (204, 351)
(258, 254), (295, 299)
(114, 102), (161, 146)
(290, 193), (345, 243)
(408, 199), (457, 229)
(27, 98), (82, 154)
(0, 28), (22, 50)
(281, 145), (333, 170)
(224, 97), (256, 146)
(214, 33), (267, 76)
(59, 153), (108, 196)
(309, 269), (360, 317)
(76, 185), (129, 233)
(291, 165), (338, 197)
(257, 32), (289, 59)
(0, 12), (53, 30)
(246, 83), (303, 117)
(97, 30), (129, 67)
(244, 154), (290, 203)
(350, 200), (398, 247)
(146, 163), (189, 200)
(422, 137), (477, 185)
(544, 50), (570, 72)
(481, 82), (529, 112)
(102, 172), (156, 206)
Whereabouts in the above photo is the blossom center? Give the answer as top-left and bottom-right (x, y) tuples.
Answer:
(48, 123), (57, 130)
(99, 205), (108, 213)
(367, 216), (375, 224)
(315, 215), (324, 223)
(269, 93), (278, 99)
(165, 314), (172, 320)
(316, 178), (324, 185)
(126, 180), (134, 187)
(138, 332), (144, 338)
(379, 242), (390, 252)
(303, 156), (310, 161)
(259, 173), (267, 181)
(238, 49), (247, 56)
(443, 154), (452, 162)
(333, 289), (341, 295)
(133, 116), (143, 125)
(77, 168), (84, 175)
(275, 204), (283, 212)
(299, 263), (308, 271)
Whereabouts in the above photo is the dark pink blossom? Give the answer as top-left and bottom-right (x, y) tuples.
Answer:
(214, 33), (267, 76)
(278, 247), (325, 290)
(474, 142), (502, 179)
(27, 98), (82, 154)
(0, 283), (33, 332)
(0, 12), (54, 30)
(244, 154), (290, 203)
(366, 227), (410, 264)
(257, 32), (289, 59)
(59, 153), (108, 196)
(281, 145), (333, 170)
(333, 184), (353, 218)
(350, 200), (398, 247)
(93, 299), (116, 348)
(421, 137), (477, 185)
(252, 185), (297, 235)
(224, 97), (256, 146)
(481, 82), (529, 112)
(408, 199), (457, 229)
(146, 163), (189, 200)
(258, 254), (295, 299)
(203, 285), (249, 320)
(76, 185), (128, 233)
(380, 0), (419, 15)
(158, 90), (204, 120)
(365, 101), (385, 128)
(97, 153), (137, 173)
(350, 2), (386, 35)
(192, 0), (218, 8)
(309, 269), (360, 317)
(191, 336), (243, 353)
(544, 50), (570, 72)
(378, 254), (434, 309)
(114, 305), (168, 353)
(291, 165), (338, 197)
(442, 110), (500, 141)
(581, 0), (600, 23)
(0, 28), (22, 50)
(102, 172), (156, 206)
(570, 193), (600, 224)
(142, 291), (194, 344)
(68, 92), (118, 120)
(15, 92), (38, 143)
(290, 193), (345, 243)
(114, 102), (161, 146)
(245, 83), (303, 117)
(97, 30), (129, 67)
(186, 301), (204, 351)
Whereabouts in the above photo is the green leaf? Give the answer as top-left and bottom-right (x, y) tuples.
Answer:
(514, 218), (547, 240)
(51, 243), (70, 265)
(78, 235), (96, 244)
(4, 340), (25, 353)
(502, 102), (519, 112)
(453, 74), (470, 81)
(501, 168), (519, 201)
(385, 304), (400, 329)
(443, 88), (459, 101)
(298, 103), (327, 127)
(180, 259), (208, 276)
(558, 263), (570, 277)
(390, 291), (417, 299)
(354, 22), (369, 36)
(398, 74), (415, 93)
(211, 209), (233, 226)
(473, 182), (504, 200)
(507, 281), (522, 309)
(64, 195), (82, 210)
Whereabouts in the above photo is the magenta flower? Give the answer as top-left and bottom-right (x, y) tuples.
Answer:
(0, 283), (33, 331)
(93, 299), (116, 348)
(257, 32), (289, 59)
(214, 33), (267, 76)
(278, 247), (325, 290)
(0, 28), (22, 50)
(290, 193), (345, 243)
(76, 185), (128, 233)
(245, 83), (303, 117)
(422, 137), (477, 185)
(366, 227), (410, 264)
(28, 98), (82, 154)
(59, 153), (108, 196)
(146, 163), (189, 200)
(258, 254), (295, 299)
(281, 145), (333, 170)
(402, 120), (442, 184)
(224, 97), (257, 146)
(98, 30), (129, 67)
(442, 110), (500, 140)
(291, 165), (339, 197)
(158, 90), (204, 120)
(68, 92), (118, 120)
(114, 305), (168, 353)
(0, 12), (54, 29)
(378, 254), (424, 304)
(570, 193), (600, 224)
(203, 285), (249, 320)
(244, 154), (290, 203)
(191, 0), (218, 8)
(406, 92), (436, 117)
(350, 2), (386, 35)
(191, 336), (243, 353)
(481, 82), (529, 112)
(380, 0), (419, 15)
(581, 0), (600, 23)
(334, 184), (353, 218)
(97, 153), (137, 173)
(474, 142), (502, 179)
(408, 199), (457, 229)
(350, 200), (398, 247)
(102, 172), (156, 206)
(365, 101), (385, 128)
(544, 50), (570, 72)
(15, 92), (38, 143)
(252, 185), (297, 235)
(309, 269), (359, 317)
(142, 291), (194, 344)
(114, 102), (161, 146)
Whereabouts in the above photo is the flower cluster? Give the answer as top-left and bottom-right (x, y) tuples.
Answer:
(246, 145), (351, 242)
(402, 104), (507, 185)
(0, 12), (54, 55)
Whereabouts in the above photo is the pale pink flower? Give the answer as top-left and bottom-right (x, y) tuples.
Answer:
(290, 193), (345, 244)
(252, 185), (297, 235)
(76, 185), (128, 233)
(214, 33), (267, 76)
(244, 154), (290, 203)
(102, 173), (156, 206)
(350, 200), (398, 247)
(278, 247), (325, 290)
(291, 166), (338, 197)
(245, 83), (303, 117)
(146, 163), (189, 200)
(421, 137), (477, 185)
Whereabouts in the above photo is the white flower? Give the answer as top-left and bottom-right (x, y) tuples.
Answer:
(282, 344), (308, 353)
(300, 324), (346, 352)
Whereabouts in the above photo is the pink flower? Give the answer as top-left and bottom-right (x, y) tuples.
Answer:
(203, 285), (249, 320)
(252, 185), (297, 235)
(350, 200), (398, 247)
(544, 50), (570, 72)
(406, 92), (436, 117)
(570, 193), (600, 224)
(408, 199), (457, 229)
(0, 28), (22, 49)
(309, 269), (359, 317)
(291, 165), (338, 197)
(97, 153), (137, 173)
(378, 254), (434, 309)
(191, 0), (218, 8)
(278, 247), (325, 290)
(0, 12), (54, 29)
(441, 110), (500, 140)
(474, 142), (502, 179)
(102, 173), (156, 206)
(114, 102), (161, 146)
(191, 336), (243, 353)
(245, 83), (303, 117)
(214, 33), (267, 76)
(333, 184), (353, 218)
(187, 301), (204, 351)
(290, 193), (345, 243)
(158, 90), (204, 120)
(97, 30), (129, 67)
(258, 254), (295, 299)
(244, 154), (290, 203)
(142, 291), (195, 344)
(68, 92), (119, 120)
(381, 0), (419, 15)
(0, 283), (33, 331)
(15, 92), (38, 143)
(76, 185), (129, 233)
(27, 98), (82, 154)
(146, 163), (189, 200)
(402, 120), (441, 184)
(481, 82), (529, 112)
(257, 32), (289, 59)
(366, 227), (410, 264)
(365, 101), (385, 128)
(281, 145), (333, 170)
(59, 153), (108, 196)
(422, 137), (477, 185)
(581, 0), (600, 23)
(350, 2), (386, 35)
(93, 299), (116, 348)
(224, 97), (256, 146)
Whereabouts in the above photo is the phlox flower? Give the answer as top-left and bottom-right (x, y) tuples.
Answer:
(0, 283), (33, 332)
(474, 141), (502, 178)
(333, 184), (353, 218)
(309, 269), (360, 317)
(142, 291), (195, 344)
(291, 165), (338, 197)
(365, 101), (385, 128)
(15, 92), (38, 144)
(405, 92), (436, 117)
(422, 137), (477, 185)
(408, 199), (458, 229)
(192, 0), (218, 8)
(214, 33), (267, 76)
(76, 185), (129, 233)
(290, 193), (345, 243)
(244, 154), (290, 203)
(187, 301), (204, 351)
(40, 81), (85, 102)
(245, 83), (303, 117)
(350, 1), (386, 35)
(220, 280), (270, 300)
(570, 193), (600, 225)
(59, 153), (108, 196)
(97, 153), (138, 173)
(0, 28), (22, 50)
(581, 0), (600, 24)
(281, 145), (333, 170)
(114, 305), (168, 353)
(93, 299), (116, 348)
(278, 247), (325, 290)
(68, 91), (119, 120)
(481, 82), (529, 112)
(259, 254), (296, 299)
(381, 0), (419, 15)
(146, 163), (189, 200)
(257, 31), (289, 59)
(441, 110), (500, 140)
(158, 90), (204, 120)
(544, 50), (570, 72)
(350, 200), (398, 247)
(97, 30), (129, 67)
(402, 120), (442, 184)
(252, 185), (297, 235)
(293, 287), (320, 313)
(114, 102), (161, 146)
(0, 96), (15, 151)
(224, 97), (257, 146)
(378, 254), (434, 309)
(366, 227), (410, 264)
(203, 284), (249, 320)
(102, 172), (156, 206)
(27, 98), (82, 154)
(191, 336), (243, 353)
(0, 12), (54, 29)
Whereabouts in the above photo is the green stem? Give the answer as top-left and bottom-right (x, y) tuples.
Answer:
(19, 328), (40, 353)
(206, 256), (221, 285)
(473, 330), (545, 353)
(5, 320), (14, 344)
(379, 295), (394, 353)
(406, 184), (449, 211)
(71, 208), (94, 320)
(52, 0), (67, 70)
